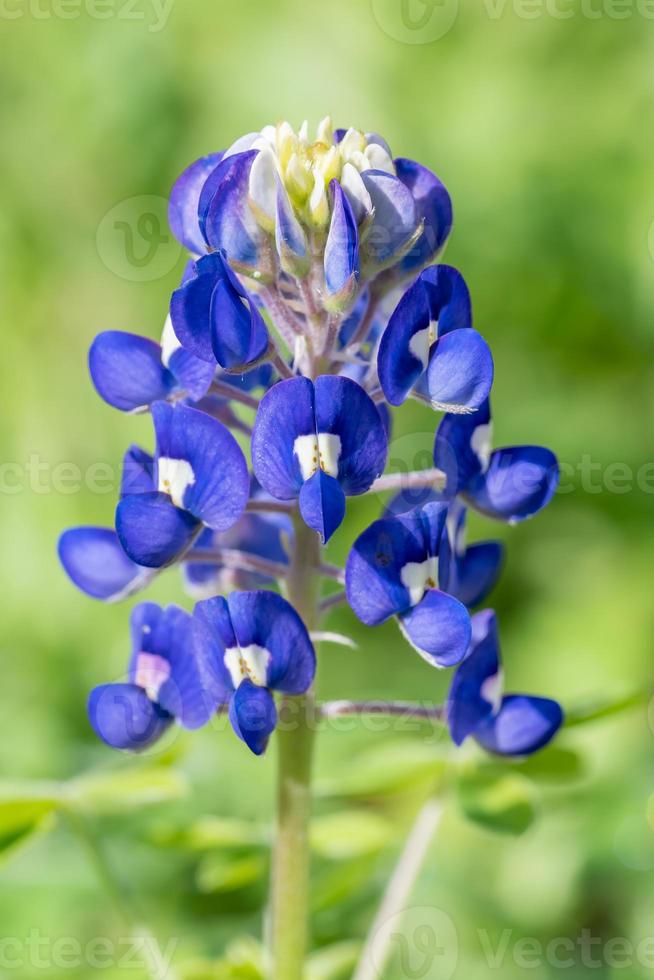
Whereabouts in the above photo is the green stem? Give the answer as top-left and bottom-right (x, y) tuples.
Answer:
(270, 518), (321, 980)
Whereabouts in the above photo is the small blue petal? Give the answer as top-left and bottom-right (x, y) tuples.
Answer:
(169, 152), (224, 255)
(89, 332), (174, 412)
(229, 681), (277, 756)
(445, 542), (504, 609)
(314, 376), (388, 495)
(116, 491), (202, 568)
(226, 590), (316, 695)
(425, 329), (494, 412)
(192, 595), (241, 698)
(201, 151), (270, 277)
(152, 401), (250, 531)
(346, 508), (445, 625)
(420, 265), (473, 334)
(170, 254), (222, 364)
(399, 589), (471, 668)
(299, 470), (346, 543)
(447, 609), (501, 745)
(167, 346), (216, 402)
(120, 445), (155, 497)
(88, 683), (171, 752)
(359, 170), (417, 267)
(251, 377), (316, 499)
(276, 179), (309, 276)
(209, 259), (269, 368)
(58, 527), (153, 602)
(467, 447), (559, 523)
(433, 401), (492, 499)
(395, 158), (453, 273)
(474, 695), (564, 757)
(324, 180), (359, 303)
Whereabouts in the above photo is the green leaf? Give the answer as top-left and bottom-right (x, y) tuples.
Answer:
(508, 746), (584, 782)
(457, 767), (537, 835)
(186, 817), (267, 850)
(69, 766), (188, 814)
(311, 809), (394, 860)
(195, 852), (266, 894)
(316, 740), (446, 798)
(307, 941), (361, 980)
(565, 690), (649, 727)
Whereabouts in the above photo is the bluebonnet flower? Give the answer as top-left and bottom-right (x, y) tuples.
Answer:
(346, 501), (471, 667)
(170, 251), (270, 370)
(251, 375), (388, 543)
(377, 265), (494, 412)
(116, 401), (250, 567)
(434, 399), (559, 523)
(193, 591), (316, 755)
(88, 602), (218, 751)
(385, 492), (504, 610)
(448, 609), (563, 756)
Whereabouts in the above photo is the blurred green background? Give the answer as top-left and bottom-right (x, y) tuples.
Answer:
(1, 1), (654, 977)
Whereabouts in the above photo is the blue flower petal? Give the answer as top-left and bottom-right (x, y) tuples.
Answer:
(299, 469), (346, 543)
(378, 266), (474, 406)
(474, 695), (564, 757)
(447, 608), (501, 745)
(152, 401), (250, 531)
(116, 491), (202, 568)
(324, 180), (359, 308)
(89, 331), (174, 412)
(251, 377), (315, 499)
(201, 151), (271, 278)
(314, 376), (388, 495)
(467, 446), (559, 523)
(395, 158), (453, 273)
(120, 445), (155, 497)
(359, 170), (417, 268)
(170, 254), (223, 364)
(346, 511), (435, 625)
(58, 527), (153, 602)
(433, 401), (492, 499)
(226, 590), (316, 695)
(147, 605), (223, 729)
(399, 589), (471, 668)
(88, 683), (172, 752)
(169, 152), (224, 255)
(191, 595), (241, 698)
(229, 681), (277, 756)
(209, 258), (269, 368)
(167, 345), (216, 401)
(425, 329), (494, 412)
(276, 179), (310, 277)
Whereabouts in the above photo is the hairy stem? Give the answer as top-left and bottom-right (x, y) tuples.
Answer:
(352, 798), (444, 980)
(366, 467), (446, 495)
(320, 700), (444, 723)
(209, 380), (259, 411)
(270, 518), (321, 980)
(185, 547), (290, 580)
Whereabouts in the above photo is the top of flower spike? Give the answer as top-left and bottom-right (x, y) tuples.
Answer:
(237, 117), (395, 230)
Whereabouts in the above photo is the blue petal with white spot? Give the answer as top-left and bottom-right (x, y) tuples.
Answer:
(251, 376), (387, 541)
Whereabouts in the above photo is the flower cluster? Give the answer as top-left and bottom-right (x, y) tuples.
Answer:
(60, 117), (563, 758)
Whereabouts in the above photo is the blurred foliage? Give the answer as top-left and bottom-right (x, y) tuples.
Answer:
(1, 1), (653, 978)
